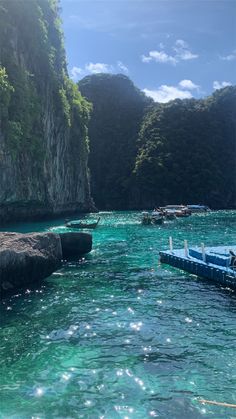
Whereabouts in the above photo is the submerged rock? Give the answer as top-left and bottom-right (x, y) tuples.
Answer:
(0, 232), (62, 292)
(59, 232), (92, 259)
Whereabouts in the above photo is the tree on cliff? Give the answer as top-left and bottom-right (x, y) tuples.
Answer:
(134, 86), (236, 209)
(0, 0), (93, 221)
(79, 73), (152, 209)
(78, 72), (235, 210)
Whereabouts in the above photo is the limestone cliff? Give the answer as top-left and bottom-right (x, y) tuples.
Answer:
(0, 0), (94, 222)
(79, 74), (151, 210)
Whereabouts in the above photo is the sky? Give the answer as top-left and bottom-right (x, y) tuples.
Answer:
(60, 0), (236, 103)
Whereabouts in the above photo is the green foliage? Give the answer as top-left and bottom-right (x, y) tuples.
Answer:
(134, 87), (236, 209)
(68, 79), (92, 151)
(0, 0), (234, 212)
(0, 0), (90, 166)
(57, 77), (91, 158)
(65, 77), (92, 124)
(59, 87), (71, 126)
(0, 67), (14, 118)
(6, 121), (23, 159)
(79, 74), (151, 209)
(1, 63), (44, 159)
(79, 73), (235, 210)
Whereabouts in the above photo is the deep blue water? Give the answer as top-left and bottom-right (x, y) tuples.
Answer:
(0, 210), (236, 418)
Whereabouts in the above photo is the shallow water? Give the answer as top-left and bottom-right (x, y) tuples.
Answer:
(0, 210), (236, 418)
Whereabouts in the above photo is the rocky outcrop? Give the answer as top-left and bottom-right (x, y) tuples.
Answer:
(0, 1), (94, 223)
(0, 232), (62, 292)
(60, 232), (92, 258)
(0, 231), (92, 293)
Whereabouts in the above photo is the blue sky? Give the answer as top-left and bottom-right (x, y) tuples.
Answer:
(60, 0), (236, 102)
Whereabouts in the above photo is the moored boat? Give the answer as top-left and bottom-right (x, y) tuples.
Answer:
(160, 205), (191, 217)
(65, 217), (100, 229)
(163, 209), (177, 220)
(151, 211), (164, 224)
(141, 211), (164, 225)
(141, 212), (152, 225)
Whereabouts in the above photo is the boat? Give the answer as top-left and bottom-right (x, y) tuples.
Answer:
(160, 205), (191, 217)
(186, 205), (210, 213)
(163, 209), (176, 220)
(175, 210), (191, 218)
(151, 211), (164, 224)
(141, 211), (164, 225)
(141, 212), (152, 225)
(65, 217), (100, 229)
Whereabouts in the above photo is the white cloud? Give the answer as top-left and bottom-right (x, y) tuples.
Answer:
(70, 61), (129, 81)
(71, 66), (83, 81)
(117, 61), (129, 73)
(174, 39), (198, 61)
(142, 39), (198, 65)
(142, 50), (177, 65)
(175, 39), (188, 49)
(213, 80), (232, 90)
(178, 50), (198, 60)
(179, 79), (199, 90)
(220, 50), (236, 61)
(143, 85), (193, 103)
(85, 62), (113, 74)
(141, 55), (151, 63)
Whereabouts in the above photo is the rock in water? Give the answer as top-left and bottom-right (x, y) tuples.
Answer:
(59, 232), (92, 259)
(0, 232), (62, 292)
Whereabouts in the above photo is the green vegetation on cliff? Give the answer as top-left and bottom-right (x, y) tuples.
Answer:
(0, 0), (92, 221)
(79, 74), (151, 209)
(0, 0), (90, 159)
(134, 86), (236, 209)
(79, 74), (235, 210)
(0, 1), (235, 216)
(0, 67), (14, 110)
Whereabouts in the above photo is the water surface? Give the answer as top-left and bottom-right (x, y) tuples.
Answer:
(0, 211), (236, 418)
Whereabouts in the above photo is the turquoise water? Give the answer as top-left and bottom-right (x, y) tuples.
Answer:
(0, 210), (236, 418)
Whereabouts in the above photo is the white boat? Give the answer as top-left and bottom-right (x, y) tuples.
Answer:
(160, 205), (191, 217)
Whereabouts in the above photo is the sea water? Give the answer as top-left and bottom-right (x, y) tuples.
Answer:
(0, 210), (236, 418)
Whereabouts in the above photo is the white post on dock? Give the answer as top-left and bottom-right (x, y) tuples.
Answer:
(169, 236), (173, 253)
(184, 240), (188, 257)
(201, 242), (206, 262)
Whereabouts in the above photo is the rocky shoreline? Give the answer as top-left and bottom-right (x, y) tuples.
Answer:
(0, 202), (98, 224)
(0, 231), (92, 295)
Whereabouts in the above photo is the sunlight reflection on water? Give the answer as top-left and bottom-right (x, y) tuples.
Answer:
(0, 210), (236, 418)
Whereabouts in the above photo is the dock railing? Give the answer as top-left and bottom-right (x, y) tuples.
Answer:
(161, 239), (236, 289)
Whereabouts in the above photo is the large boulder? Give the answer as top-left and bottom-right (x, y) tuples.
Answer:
(59, 232), (92, 259)
(0, 232), (62, 292)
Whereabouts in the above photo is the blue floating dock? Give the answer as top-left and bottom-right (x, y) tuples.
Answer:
(159, 245), (236, 289)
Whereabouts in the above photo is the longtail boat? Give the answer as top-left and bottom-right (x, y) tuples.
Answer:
(65, 217), (100, 229)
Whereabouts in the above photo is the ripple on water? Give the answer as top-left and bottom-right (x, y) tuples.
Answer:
(0, 210), (236, 418)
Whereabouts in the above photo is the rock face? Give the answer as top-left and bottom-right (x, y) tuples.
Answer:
(59, 232), (92, 259)
(0, 1), (94, 223)
(0, 231), (93, 293)
(79, 74), (151, 210)
(0, 232), (62, 292)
